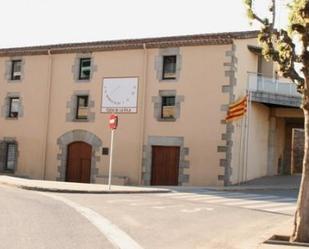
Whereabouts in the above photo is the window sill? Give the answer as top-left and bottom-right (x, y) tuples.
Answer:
(76, 78), (91, 83)
(159, 78), (178, 83)
(157, 118), (177, 122)
(7, 79), (22, 83)
(73, 119), (89, 122)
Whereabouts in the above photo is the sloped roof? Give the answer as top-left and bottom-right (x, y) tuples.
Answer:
(248, 45), (262, 54)
(0, 30), (259, 57)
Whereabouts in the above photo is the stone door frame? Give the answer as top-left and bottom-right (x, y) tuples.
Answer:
(142, 136), (190, 186)
(57, 129), (102, 183)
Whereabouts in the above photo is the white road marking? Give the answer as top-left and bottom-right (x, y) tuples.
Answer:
(262, 205), (296, 212)
(39, 193), (143, 249)
(169, 194), (201, 199)
(243, 202), (295, 209)
(181, 207), (214, 213)
(174, 193), (259, 201)
(191, 196), (230, 201)
(181, 208), (202, 213)
(200, 195), (264, 203)
(188, 194), (246, 200)
(152, 205), (182, 209)
(129, 202), (161, 206)
(192, 194), (260, 202)
(225, 198), (296, 206)
(217, 196), (280, 205)
(155, 192), (193, 197)
(156, 191), (297, 214)
(151, 206), (166, 209)
(107, 199), (138, 203)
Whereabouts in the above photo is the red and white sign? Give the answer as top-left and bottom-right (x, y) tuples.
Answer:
(109, 114), (118, 130)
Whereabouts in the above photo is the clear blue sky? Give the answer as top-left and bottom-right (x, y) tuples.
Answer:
(0, 0), (290, 48)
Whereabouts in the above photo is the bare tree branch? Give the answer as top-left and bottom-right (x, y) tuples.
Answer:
(252, 13), (268, 25)
(270, 0), (276, 29)
(245, 0), (305, 92)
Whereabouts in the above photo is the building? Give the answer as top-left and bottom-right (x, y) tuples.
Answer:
(0, 31), (303, 186)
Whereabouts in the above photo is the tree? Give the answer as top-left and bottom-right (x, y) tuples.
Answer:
(244, 0), (309, 243)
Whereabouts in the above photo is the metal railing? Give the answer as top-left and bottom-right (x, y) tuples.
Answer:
(248, 72), (300, 97)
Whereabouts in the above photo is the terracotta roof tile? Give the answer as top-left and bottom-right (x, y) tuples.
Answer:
(0, 30), (259, 57)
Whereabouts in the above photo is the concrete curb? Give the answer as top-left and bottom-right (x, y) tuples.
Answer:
(259, 242), (308, 249)
(260, 234), (309, 248)
(0, 183), (172, 194)
(0, 176), (171, 194)
(0, 176), (300, 193)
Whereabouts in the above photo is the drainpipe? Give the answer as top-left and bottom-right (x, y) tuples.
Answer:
(42, 49), (53, 179)
(137, 43), (148, 185)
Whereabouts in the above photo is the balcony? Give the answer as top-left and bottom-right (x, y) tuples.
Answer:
(247, 73), (301, 107)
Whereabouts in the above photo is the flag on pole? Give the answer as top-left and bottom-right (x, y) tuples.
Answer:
(225, 95), (248, 122)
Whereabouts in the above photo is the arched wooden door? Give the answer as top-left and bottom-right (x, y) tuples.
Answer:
(66, 142), (92, 183)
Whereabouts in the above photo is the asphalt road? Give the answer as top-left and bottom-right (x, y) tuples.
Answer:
(0, 186), (298, 249)
(0, 186), (113, 249)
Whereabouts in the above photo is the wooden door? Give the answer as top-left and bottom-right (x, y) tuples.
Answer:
(66, 142), (92, 183)
(151, 146), (180, 185)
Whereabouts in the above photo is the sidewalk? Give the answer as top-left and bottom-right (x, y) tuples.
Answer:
(161, 175), (301, 192)
(220, 175), (300, 191)
(0, 176), (171, 194)
(255, 218), (304, 249)
(0, 175), (301, 194)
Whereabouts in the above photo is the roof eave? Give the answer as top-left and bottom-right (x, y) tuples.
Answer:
(0, 30), (259, 57)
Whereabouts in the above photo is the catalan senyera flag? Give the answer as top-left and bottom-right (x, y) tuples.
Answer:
(225, 95), (248, 122)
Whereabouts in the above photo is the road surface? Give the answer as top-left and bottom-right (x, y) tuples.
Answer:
(0, 185), (297, 249)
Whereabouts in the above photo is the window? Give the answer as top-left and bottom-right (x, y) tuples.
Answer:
(257, 55), (274, 78)
(161, 96), (176, 119)
(11, 60), (22, 80)
(5, 143), (17, 171)
(79, 58), (91, 80)
(162, 55), (177, 80)
(76, 95), (89, 120)
(8, 97), (20, 118)
(153, 90), (183, 121)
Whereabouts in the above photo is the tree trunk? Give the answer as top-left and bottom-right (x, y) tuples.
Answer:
(291, 102), (309, 242)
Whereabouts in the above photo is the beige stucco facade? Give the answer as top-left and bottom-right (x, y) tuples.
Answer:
(0, 31), (303, 186)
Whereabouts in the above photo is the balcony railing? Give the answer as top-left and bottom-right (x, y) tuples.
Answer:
(248, 73), (300, 97)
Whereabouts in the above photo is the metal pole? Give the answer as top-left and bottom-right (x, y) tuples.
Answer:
(244, 91), (252, 182)
(108, 129), (115, 190)
(242, 112), (247, 183)
(238, 119), (244, 185)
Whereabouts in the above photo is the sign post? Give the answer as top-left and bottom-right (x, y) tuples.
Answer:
(108, 114), (118, 190)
